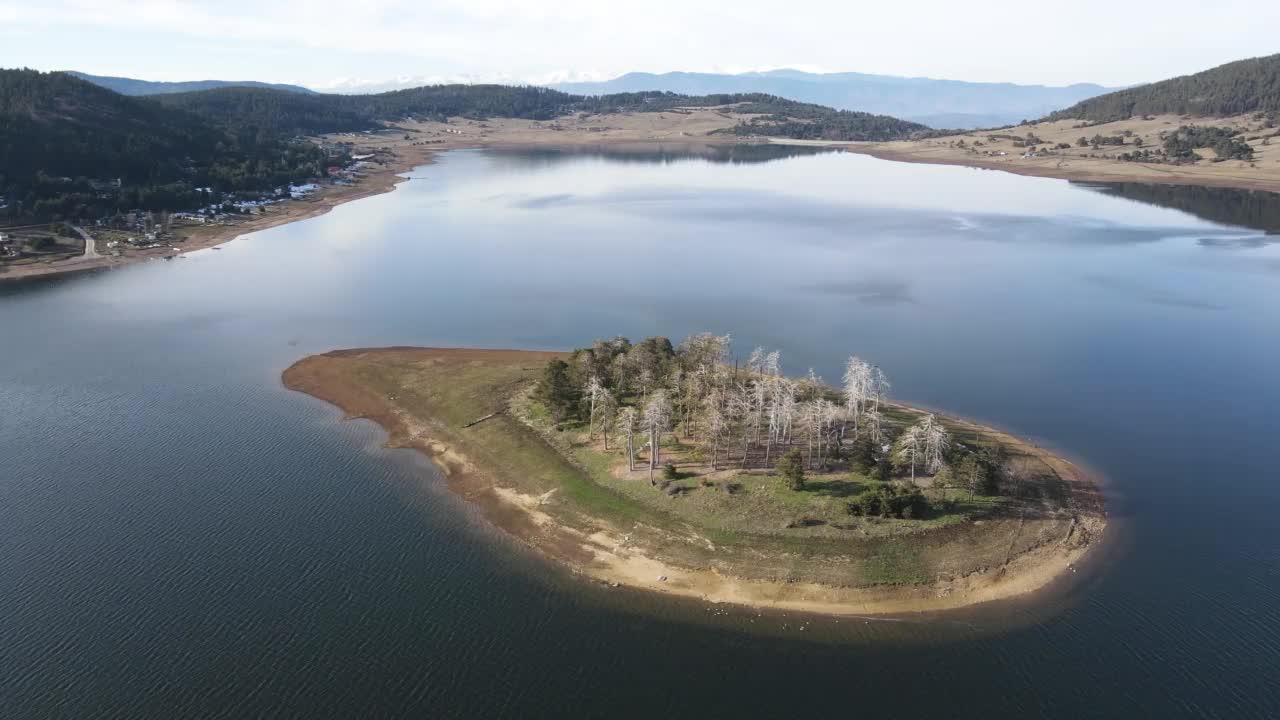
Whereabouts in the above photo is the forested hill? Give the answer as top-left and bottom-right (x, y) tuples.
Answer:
(67, 71), (316, 96)
(1, 69), (220, 185)
(152, 84), (582, 135)
(154, 86), (931, 141)
(1046, 54), (1280, 122)
(1, 69), (927, 219)
(0, 69), (327, 217)
(150, 87), (374, 136)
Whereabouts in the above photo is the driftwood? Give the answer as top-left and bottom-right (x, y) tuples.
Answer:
(461, 408), (505, 429)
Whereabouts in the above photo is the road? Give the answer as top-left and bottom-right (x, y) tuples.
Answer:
(68, 224), (99, 260)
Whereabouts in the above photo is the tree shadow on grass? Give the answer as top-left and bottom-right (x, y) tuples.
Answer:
(803, 477), (870, 498)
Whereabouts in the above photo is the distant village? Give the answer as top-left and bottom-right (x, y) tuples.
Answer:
(1, 144), (385, 267)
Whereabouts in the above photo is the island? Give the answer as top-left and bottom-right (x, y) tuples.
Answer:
(283, 336), (1106, 615)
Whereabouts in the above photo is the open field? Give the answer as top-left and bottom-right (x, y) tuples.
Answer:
(283, 347), (1107, 615)
(847, 113), (1280, 193)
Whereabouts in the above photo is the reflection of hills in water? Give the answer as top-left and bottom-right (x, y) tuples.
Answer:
(488, 143), (837, 167)
(1077, 182), (1280, 236)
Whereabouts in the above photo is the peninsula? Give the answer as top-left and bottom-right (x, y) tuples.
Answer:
(283, 338), (1106, 615)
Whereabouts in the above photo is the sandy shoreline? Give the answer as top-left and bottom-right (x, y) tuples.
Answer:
(845, 143), (1280, 193)
(283, 347), (1108, 618)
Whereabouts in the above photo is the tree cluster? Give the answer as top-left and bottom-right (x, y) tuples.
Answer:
(1161, 125), (1255, 162)
(534, 332), (1020, 515)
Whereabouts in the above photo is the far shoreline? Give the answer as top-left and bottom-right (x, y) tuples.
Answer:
(9, 107), (1279, 283)
(282, 347), (1109, 618)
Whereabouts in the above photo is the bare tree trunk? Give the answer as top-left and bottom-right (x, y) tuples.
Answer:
(649, 426), (659, 485)
(588, 393), (596, 438)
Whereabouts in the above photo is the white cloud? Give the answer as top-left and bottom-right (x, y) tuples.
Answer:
(4, 0), (1279, 88)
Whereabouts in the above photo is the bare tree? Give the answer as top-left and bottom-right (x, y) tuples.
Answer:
(638, 367), (654, 402)
(871, 366), (890, 412)
(643, 390), (672, 485)
(728, 382), (754, 468)
(894, 425), (924, 485)
(596, 389), (618, 450)
(861, 409), (885, 445)
(919, 414), (951, 474)
(585, 376), (604, 438)
(843, 356), (872, 433)
(617, 407), (638, 471)
(702, 388), (727, 471)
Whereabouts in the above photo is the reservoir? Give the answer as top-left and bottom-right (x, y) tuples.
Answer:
(3, 146), (1279, 717)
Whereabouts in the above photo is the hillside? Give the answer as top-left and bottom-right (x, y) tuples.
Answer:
(151, 86), (374, 136)
(555, 69), (1114, 129)
(1, 70), (928, 222)
(67, 71), (316, 96)
(1047, 54), (1280, 122)
(155, 86), (929, 142)
(0, 69), (327, 218)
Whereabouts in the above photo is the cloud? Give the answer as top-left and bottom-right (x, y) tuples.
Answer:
(7, 0), (1280, 88)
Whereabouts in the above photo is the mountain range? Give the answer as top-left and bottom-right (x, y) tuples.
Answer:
(66, 71), (316, 97)
(553, 70), (1115, 129)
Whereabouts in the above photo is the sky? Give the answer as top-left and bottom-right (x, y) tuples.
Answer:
(2, 0), (1277, 92)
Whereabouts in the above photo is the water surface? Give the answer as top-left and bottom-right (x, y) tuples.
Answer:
(3, 147), (1279, 718)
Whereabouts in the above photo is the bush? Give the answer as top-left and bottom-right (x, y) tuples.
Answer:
(850, 436), (877, 475)
(662, 463), (679, 480)
(847, 485), (929, 519)
(536, 359), (581, 423)
(776, 449), (806, 490)
(875, 456), (892, 482)
(847, 488), (883, 517)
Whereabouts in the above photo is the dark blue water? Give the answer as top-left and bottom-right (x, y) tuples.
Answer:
(3, 147), (1280, 718)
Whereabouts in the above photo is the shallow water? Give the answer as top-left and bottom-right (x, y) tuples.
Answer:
(3, 146), (1279, 718)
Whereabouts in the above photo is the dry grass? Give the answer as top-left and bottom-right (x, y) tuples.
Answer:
(852, 113), (1280, 192)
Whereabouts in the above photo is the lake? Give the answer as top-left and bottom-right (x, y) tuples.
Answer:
(3, 146), (1279, 718)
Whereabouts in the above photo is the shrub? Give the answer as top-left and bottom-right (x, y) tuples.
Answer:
(776, 449), (806, 490)
(847, 485), (929, 519)
(536, 359), (580, 423)
(850, 436), (877, 475)
(662, 463), (679, 480)
(847, 489), (883, 517)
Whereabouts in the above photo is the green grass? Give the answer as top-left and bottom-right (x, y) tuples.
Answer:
(860, 540), (930, 585)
